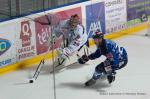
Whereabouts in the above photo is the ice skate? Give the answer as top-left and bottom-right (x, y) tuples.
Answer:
(85, 78), (96, 86)
(107, 75), (115, 84)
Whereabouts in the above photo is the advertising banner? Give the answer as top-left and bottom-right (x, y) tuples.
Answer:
(86, 2), (105, 38)
(105, 0), (127, 33)
(0, 23), (17, 67)
(16, 20), (37, 61)
(35, 15), (52, 55)
(127, 0), (150, 23)
(35, 7), (82, 55)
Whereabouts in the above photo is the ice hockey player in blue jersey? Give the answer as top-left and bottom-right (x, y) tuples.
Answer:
(78, 29), (128, 86)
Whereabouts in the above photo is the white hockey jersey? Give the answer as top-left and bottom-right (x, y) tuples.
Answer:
(54, 19), (88, 57)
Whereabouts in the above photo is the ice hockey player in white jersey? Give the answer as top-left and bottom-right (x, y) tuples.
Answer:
(53, 14), (88, 59)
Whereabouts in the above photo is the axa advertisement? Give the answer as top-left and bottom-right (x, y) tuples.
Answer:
(86, 2), (105, 38)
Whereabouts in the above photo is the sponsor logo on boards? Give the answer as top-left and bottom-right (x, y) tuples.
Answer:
(0, 38), (11, 56)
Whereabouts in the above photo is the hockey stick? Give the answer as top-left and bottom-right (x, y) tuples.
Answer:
(50, 38), (67, 73)
(28, 12), (59, 84)
(51, 44), (89, 73)
(29, 59), (45, 83)
(29, 33), (66, 83)
(28, 40), (66, 82)
(29, 50), (51, 83)
(29, 39), (54, 83)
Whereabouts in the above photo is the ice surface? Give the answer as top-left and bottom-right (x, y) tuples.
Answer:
(0, 29), (150, 99)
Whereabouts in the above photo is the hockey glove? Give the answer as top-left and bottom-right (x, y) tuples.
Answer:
(78, 55), (89, 64)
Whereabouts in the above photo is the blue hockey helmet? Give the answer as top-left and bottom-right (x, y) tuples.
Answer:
(92, 29), (104, 39)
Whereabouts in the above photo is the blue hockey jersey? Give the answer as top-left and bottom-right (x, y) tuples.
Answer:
(88, 39), (127, 69)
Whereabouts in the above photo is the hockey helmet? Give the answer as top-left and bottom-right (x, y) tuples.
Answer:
(69, 14), (80, 28)
(92, 29), (104, 39)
